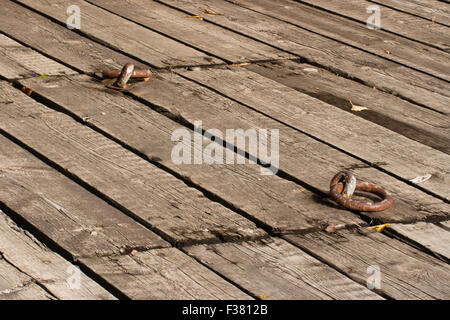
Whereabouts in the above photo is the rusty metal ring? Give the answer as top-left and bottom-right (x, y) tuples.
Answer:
(329, 171), (393, 212)
(102, 68), (152, 79)
(106, 63), (135, 91)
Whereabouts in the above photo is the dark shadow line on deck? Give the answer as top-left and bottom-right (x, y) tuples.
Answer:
(176, 72), (450, 205)
(292, 0), (450, 52)
(367, 0), (450, 28)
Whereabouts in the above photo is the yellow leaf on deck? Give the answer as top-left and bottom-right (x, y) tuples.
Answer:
(368, 224), (392, 232)
(204, 9), (218, 14)
(191, 15), (203, 20)
(349, 100), (369, 112)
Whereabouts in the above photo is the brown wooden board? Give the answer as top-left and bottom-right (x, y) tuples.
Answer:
(85, 0), (293, 63)
(284, 228), (450, 299)
(124, 71), (450, 225)
(157, 0), (450, 114)
(14, 0), (223, 68)
(386, 222), (450, 262)
(368, 0), (450, 26)
(295, 0), (450, 50)
(80, 247), (252, 300)
(180, 68), (450, 202)
(0, 34), (76, 79)
(0, 134), (169, 259)
(0, 1), (148, 73)
(0, 256), (54, 300)
(229, 0), (450, 73)
(0, 210), (115, 300)
(246, 60), (450, 154)
(0, 81), (265, 245)
(19, 74), (366, 235)
(184, 237), (383, 299)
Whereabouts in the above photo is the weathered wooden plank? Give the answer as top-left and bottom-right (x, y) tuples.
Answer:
(19, 74), (365, 235)
(180, 68), (450, 202)
(0, 134), (169, 258)
(0, 34), (75, 79)
(231, 0), (450, 70)
(185, 237), (383, 300)
(387, 222), (450, 262)
(86, 0), (292, 63)
(0, 210), (115, 300)
(0, 81), (265, 245)
(246, 60), (450, 154)
(126, 71), (450, 224)
(296, 0), (450, 50)
(157, 0), (450, 114)
(80, 247), (252, 300)
(0, 257), (54, 300)
(14, 0), (223, 68)
(369, 0), (450, 26)
(285, 228), (450, 299)
(0, 1), (147, 73)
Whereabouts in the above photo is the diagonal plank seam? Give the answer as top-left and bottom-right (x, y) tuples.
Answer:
(292, 0), (450, 52)
(175, 72), (450, 204)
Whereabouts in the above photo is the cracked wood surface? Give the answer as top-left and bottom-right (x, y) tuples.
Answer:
(296, 0), (450, 50)
(245, 60), (450, 155)
(14, 0), (222, 68)
(126, 71), (449, 224)
(156, 0), (450, 114)
(0, 81), (265, 245)
(387, 222), (450, 262)
(368, 0), (450, 26)
(0, 210), (115, 300)
(80, 247), (252, 300)
(285, 228), (450, 299)
(0, 134), (169, 258)
(185, 237), (383, 300)
(19, 74), (365, 234)
(0, 34), (75, 80)
(179, 68), (450, 202)
(86, 0), (293, 63)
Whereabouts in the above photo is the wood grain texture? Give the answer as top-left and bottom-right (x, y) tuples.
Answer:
(368, 0), (450, 26)
(0, 1), (147, 73)
(246, 60), (450, 154)
(0, 81), (265, 245)
(0, 210), (115, 300)
(0, 258), (54, 300)
(19, 74), (366, 235)
(127, 71), (450, 224)
(180, 68), (450, 202)
(0, 134), (169, 259)
(86, 0), (292, 63)
(185, 237), (383, 300)
(387, 222), (450, 262)
(285, 228), (450, 299)
(230, 0), (450, 72)
(80, 247), (252, 300)
(296, 0), (450, 50)
(14, 0), (222, 68)
(0, 34), (75, 79)
(158, 0), (450, 114)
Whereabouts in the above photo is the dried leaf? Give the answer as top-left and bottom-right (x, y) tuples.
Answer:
(368, 224), (392, 232)
(191, 15), (203, 20)
(349, 100), (369, 111)
(235, 62), (251, 67)
(204, 9), (221, 15)
(409, 174), (432, 184)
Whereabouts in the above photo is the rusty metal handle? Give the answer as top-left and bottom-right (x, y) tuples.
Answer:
(102, 68), (152, 79)
(329, 171), (393, 212)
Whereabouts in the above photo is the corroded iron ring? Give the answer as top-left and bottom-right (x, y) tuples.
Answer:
(330, 171), (393, 212)
(106, 63), (135, 91)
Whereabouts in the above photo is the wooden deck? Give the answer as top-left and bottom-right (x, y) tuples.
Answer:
(0, 0), (449, 300)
